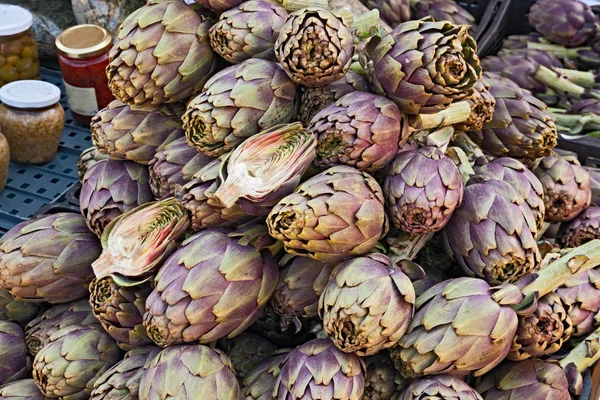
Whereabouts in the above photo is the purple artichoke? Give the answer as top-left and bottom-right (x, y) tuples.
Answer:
(529, 0), (598, 47)
(143, 226), (279, 347)
(0, 321), (30, 386)
(78, 147), (110, 182)
(241, 353), (288, 400)
(587, 166), (600, 206)
(400, 375), (483, 400)
(555, 268), (600, 338)
(384, 147), (464, 235)
(192, 0), (244, 11)
(0, 379), (45, 399)
(559, 206), (600, 247)
(309, 91), (410, 173)
(455, 77), (496, 132)
(363, 352), (407, 400)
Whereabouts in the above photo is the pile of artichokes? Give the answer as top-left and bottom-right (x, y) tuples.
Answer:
(2, 0), (600, 399)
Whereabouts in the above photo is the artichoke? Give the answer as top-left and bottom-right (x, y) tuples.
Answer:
(91, 100), (185, 165)
(454, 78), (496, 132)
(183, 58), (297, 157)
(192, 0), (244, 11)
(241, 353), (288, 400)
(0, 321), (30, 386)
(0, 380), (44, 400)
(143, 226), (279, 347)
(89, 276), (153, 351)
(78, 147), (110, 183)
(0, 289), (42, 327)
(107, 0), (217, 106)
(139, 345), (240, 399)
(400, 375), (483, 400)
(363, 352), (407, 400)
(24, 300), (98, 357)
(248, 307), (317, 348)
(370, 17), (481, 114)
(319, 253), (415, 356)
(475, 359), (570, 400)
(467, 73), (558, 161)
(509, 292), (573, 361)
(391, 278), (523, 378)
(309, 92), (409, 173)
(209, 1), (288, 64)
(587, 166), (600, 206)
(361, 0), (410, 27)
(298, 69), (372, 126)
(212, 122), (317, 213)
(559, 206), (600, 247)
(148, 137), (215, 200)
(555, 268), (600, 338)
(177, 158), (253, 230)
(32, 325), (123, 399)
(384, 147), (464, 235)
(529, 0), (598, 47)
(270, 254), (336, 322)
(533, 154), (592, 222)
(411, 0), (477, 29)
(90, 346), (161, 400)
(217, 332), (278, 380)
(476, 157), (546, 233)
(80, 160), (154, 237)
(443, 175), (541, 285)
(274, 338), (366, 399)
(0, 213), (100, 304)
(92, 198), (190, 284)
(267, 166), (388, 263)
(275, 8), (354, 87)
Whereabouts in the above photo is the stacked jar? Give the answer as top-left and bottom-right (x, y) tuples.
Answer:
(0, 5), (40, 87)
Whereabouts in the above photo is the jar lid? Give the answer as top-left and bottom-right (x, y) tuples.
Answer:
(0, 80), (61, 109)
(0, 5), (33, 36)
(56, 24), (113, 59)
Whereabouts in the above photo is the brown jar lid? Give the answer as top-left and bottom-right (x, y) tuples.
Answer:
(56, 24), (113, 59)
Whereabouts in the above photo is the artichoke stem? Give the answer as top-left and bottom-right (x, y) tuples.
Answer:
(451, 132), (487, 165)
(272, 0), (330, 12)
(351, 10), (381, 39)
(552, 112), (600, 134)
(555, 68), (598, 88)
(411, 101), (472, 130)
(559, 325), (600, 372)
(335, 8), (354, 28)
(527, 42), (590, 59)
(533, 65), (586, 99)
(447, 146), (475, 184)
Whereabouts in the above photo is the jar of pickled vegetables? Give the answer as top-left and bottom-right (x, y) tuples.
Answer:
(0, 80), (65, 165)
(56, 24), (114, 126)
(0, 133), (8, 193)
(0, 5), (40, 88)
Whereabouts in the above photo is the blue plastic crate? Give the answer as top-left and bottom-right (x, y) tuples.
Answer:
(0, 68), (93, 234)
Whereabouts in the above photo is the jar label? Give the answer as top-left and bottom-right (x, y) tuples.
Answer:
(63, 81), (99, 116)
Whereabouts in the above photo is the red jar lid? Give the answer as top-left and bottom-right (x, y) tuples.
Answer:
(56, 24), (113, 59)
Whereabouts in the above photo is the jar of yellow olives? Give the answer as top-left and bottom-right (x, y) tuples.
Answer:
(0, 5), (40, 88)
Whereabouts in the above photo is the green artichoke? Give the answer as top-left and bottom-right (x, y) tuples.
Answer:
(77, 147), (109, 183)
(183, 58), (297, 157)
(555, 268), (600, 338)
(400, 375), (483, 400)
(410, 0), (477, 32)
(32, 325), (123, 399)
(384, 147), (464, 235)
(0, 289), (42, 328)
(509, 292), (573, 361)
(274, 338), (366, 399)
(241, 353), (288, 400)
(25, 300), (97, 357)
(177, 158), (253, 230)
(529, 0), (598, 47)
(454, 77), (495, 132)
(212, 122), (317, 213)
(0, 379), (45, 400)
(370, 17), (481, 114)
(559, 206), (600, 247)
(139, 345), (240, 399)
(107, 0), (217, 106)
(92, 198), (190, 284)
(89, 276), (153, 351)
(91, 100), (185, 165)
(90, 346), (161, 400)
(143, 226), (279, 347)
(0, 213), (100, 304)
(533, 154), (592, 222)
(309, 92), (409, 173)
(80, 160), (154, 237)
(391, 278), (523, 378)
(209, 1), (288, 64)
(443, 175), (541, 285)
(149, 137), (215, 200)
(361, 0), (410, 27)
(217, 332), (278, 380)
(363, 352), (407, 400)
(476, 157), (546, 233)
(267, 165), (388, 263)
(319, 253), (415, 356)
(0, 321), (30, 386)
(275, 8), (354, 87)
(467, 73), (558, 161)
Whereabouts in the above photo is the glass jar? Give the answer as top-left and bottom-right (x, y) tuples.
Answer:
(0, 133), (8, 192)
(56, 24), (114, 126)
(0, 80), (65, 165)
(0, 5), (40, 88)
